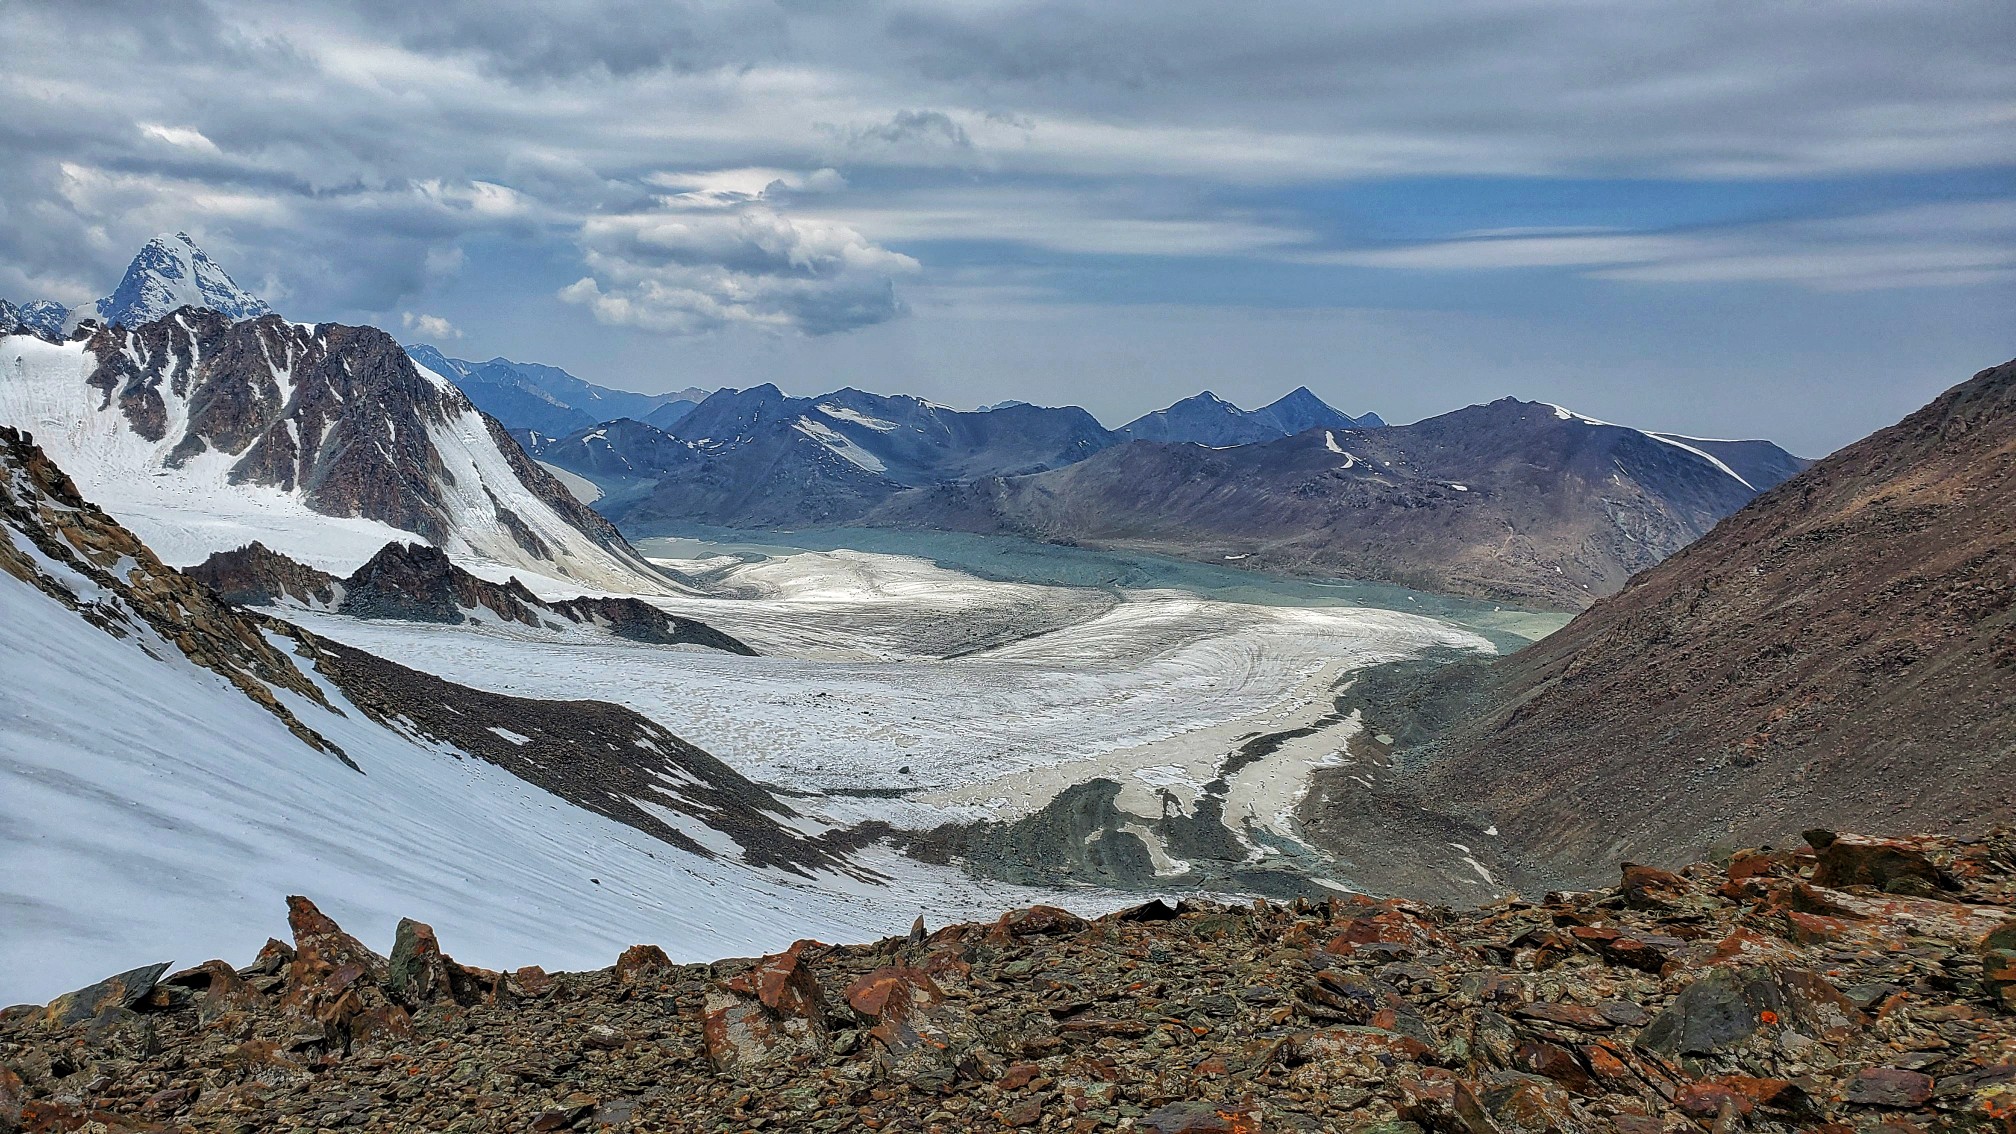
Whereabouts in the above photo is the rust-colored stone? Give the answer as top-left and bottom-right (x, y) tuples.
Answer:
(613, 944), (672, 985)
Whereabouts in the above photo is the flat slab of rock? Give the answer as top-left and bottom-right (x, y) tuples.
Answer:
(44, 962), (170, 1027)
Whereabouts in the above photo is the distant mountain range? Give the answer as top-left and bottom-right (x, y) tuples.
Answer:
(873, 398), (1807, 609)
(404, 343), (709, 439)
(528, 383), (1126, 526)
(528, 383), (1387, 525)
(1314, 356), (2016, 884)
(518, 378), (1806, 608)
(1117, 387), (1382, 446)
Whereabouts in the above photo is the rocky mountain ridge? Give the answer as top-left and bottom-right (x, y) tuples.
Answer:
(190, 540), (754, 654)
(5, 828), (2013, 1132)
(1, 308), (667, 590)
(3, 232), (271, 338)
(535, 383), (1124, 530)
(1117, 387), (1380, 447)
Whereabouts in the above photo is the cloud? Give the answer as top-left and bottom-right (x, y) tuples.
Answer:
(801, 186), (1313, 257)
(401, 311), (461, 338)
(1309, 200), (2016, 291)
(0, 0), (2009, 328)
(138, 123), (222, 153)
(559, 199), (920, 335)
(828, 109), (978, 166)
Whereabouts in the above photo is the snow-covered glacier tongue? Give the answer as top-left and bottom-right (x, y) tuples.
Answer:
(288, 529), (1566, 910)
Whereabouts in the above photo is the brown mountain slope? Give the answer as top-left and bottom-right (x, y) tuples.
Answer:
(1315, 359), (2016, 886)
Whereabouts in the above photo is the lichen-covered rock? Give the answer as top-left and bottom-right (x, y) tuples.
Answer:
(385, 918), (455, 1008)
(613, 943), (672, 987)
(277, 896), (406, 1058)
(1635, 964), (1863, 1057)
(844, 962), (980, 1086)
(701, 941), (830, 1074)
(1806, 830), (1951, 894)
(42, 961), (170, 1027)
(1619, 862), (1691, 910)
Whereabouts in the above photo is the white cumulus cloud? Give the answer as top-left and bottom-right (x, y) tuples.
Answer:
(560, 187), (920, 335)
(401, 312), (462, 338)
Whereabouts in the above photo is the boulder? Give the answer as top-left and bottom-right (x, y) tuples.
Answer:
(1322, 903), (1451, 958)
(43, 961), (171, 1027)
(245, 937), (295, 977)
(844, 963), (979, 1087)
(1139, 1100), (1262, 1133)
(1619, 863), (1691, 910)
(1475, 1070), (1586, 1133)
(702, 941), (831, 1074)
(278, 896), (407, 1057)
(165, 959), (262, 1026)
(614, 944), (672, 985)
(995, 905), (1088, 938)
(1636, 964), (1864, 1058)
(1270, 1025), (1434, 1066)
(385, 918), (454, 1008)
(1805, 831), (1950, 894)
(1842, 1067), (1935, 1108)
(1566, 926), (1679, 973)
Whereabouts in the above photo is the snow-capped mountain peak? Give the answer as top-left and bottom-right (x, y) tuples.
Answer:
(84, 231), (272, 330)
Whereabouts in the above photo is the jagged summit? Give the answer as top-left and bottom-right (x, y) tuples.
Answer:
(83, 231), (272, 330)
(1119, 387), (1376, 446)
(4, 233), (271, 343)
(5, 298), (72, 340)
(1252, 385), (1366, 436)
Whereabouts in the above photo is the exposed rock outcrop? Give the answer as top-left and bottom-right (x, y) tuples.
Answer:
(4, 305), (669, 591)
(189, 540), (754, 653)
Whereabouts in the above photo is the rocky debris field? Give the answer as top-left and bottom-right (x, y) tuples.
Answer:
(5, 829), (2015, 1134)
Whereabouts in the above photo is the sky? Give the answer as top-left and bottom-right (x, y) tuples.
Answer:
(2, 1), (2011, 455)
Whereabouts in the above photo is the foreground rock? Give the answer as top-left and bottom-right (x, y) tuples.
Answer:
(3, 828), (2012, 1132)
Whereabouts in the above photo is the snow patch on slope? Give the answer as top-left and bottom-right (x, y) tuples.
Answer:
(0, 335), (417, 572)
(793, 416), (889, 473)
(816, 404), (900, 431)
(1544, 402), (1755, 489)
